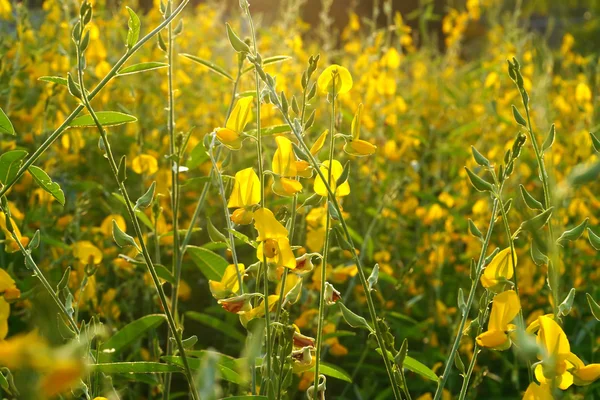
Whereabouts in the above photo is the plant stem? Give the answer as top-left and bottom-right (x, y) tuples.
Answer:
(313, 79), (336, 393)
(75, 53), (200, 400)
(0, 0), (191, 198)
(433, 199), (499, 400)
(260, 75), (402, 400)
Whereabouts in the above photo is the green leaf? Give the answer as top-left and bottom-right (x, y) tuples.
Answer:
(542, 124), (555, 152)
(404, 356), (439, 382)
(118, 62), (168, 76)
(126, 7), (140, 48)
(100, 315), (166, 361)
(186, 141), (209, 169)
(468, 219), (483, 240)
(220, 397), (268, 400)
(309, 363), (352, 383)
(521, 207), (553, 233)
(112, 219), (140, 251)
(367, 263), (379, 291)
(464, 167), (494, 192)
(470, 146), (490, 167)
(112, 193), (154, 230)
(558, 288), (576, 317)
(154, 264), (176, 284)
(247, 124), (291, 137)
(187, 246), (228, 280)
(590, 132), (600, 153)
(207, 218), (227, 243)
(337, 302), (372, 332)
(91, 362), (180, 374)
(163, 355), (245, 385)
(135, 181), (156, 209)
(179, 53), (233, 81)
(28, 165), (65, 205)
(588, 228), (600, 251)
(557, 218), (589, 246)
(586, 293), (600, 320)
(0, 107), (15, 136)
(519, 184), (543, 210)
(225, 22), (250, 53)
(67, 72), (81, 99)
(0, 149), (27, 185)
(241, 55), (291, 75)
(185, 312), (245, 341)
(512, 105), (527, 127)
(69, 111), (137, 128)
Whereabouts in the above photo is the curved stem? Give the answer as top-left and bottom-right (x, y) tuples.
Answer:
(433, 199), (499, 400)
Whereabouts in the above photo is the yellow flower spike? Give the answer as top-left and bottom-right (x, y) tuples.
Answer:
(227, 168), (261, 209)
(317, 64), (353, 95)
(314, 160), (350, 197)
(522, 382), (552, 400)
(272, 136), (297, 177)
(257, 236), (296, 270)
(208, 263), (245, 300)
(72, 241), (103, 265)
(310, 129), (328, 156)
(476, 290), (520, 350)
(481, 248), (515, 289)
(534, 316), (574, 390)
(253, 208), (288, 241)
(131, 154), (158, 175)
(215, 96), (253, 150)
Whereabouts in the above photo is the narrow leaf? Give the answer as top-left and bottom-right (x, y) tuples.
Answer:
(100, 315), (166, 361)
(91, 362), (180, 374)
(118, 62), (168, 76)
(187, 246), (228, 280)
(135, 181), (156, 209)
(112, 220), (140, 251)
(542, 124), (555, 152)
(588, 228), (600, 250)
(70, 111), (137, 128)
(337, 302), (372, 332)
(586, 293), (600, 320)
(0, 150), (28, 185)
(519, 184), (543, 210)
(557, 218), (589, 246)
(126, 7), (140, 48)
(0, 107), (15, 136)
(179, 54), (233, 81)
(28, 166), (65, 205)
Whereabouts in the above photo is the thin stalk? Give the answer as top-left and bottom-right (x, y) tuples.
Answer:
(75, 57), (199, 400)
(242, 4), (273, 391)
(6, 225), (79, 335)
(207, 136), (244, 292)
(313, 79), (336, 392)
(433, 199), (499, 400)
(164, 3), (181, 397)
(260, 76), (402, 400)
(0, 0), (191, 198)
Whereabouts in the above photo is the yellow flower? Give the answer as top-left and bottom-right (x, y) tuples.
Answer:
(343, 103), (377, 157)
(310, 129), (328, 156)
(132, 154), (158, 175)
(534, 316), (574, 390)
(522, 382), (552, 400)
(253, 208), (288, 241)
(257, 237), (296, 270)
(239, 294), (279, 327)
(476, 290), (520, 350)
(314, 160), (350, 197)
(317, 65), (353, 95)
(228, 167), (261, 209)
(208, 263), (245, 300)
(567, 353), (600, 386)
(272, 136), (303, 196)
(215, 96), (253, 150)
(481, 248), (515, 289)
(72, 241), (103, 264)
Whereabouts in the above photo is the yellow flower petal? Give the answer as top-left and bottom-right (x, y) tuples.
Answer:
(225, 96), (253, 133)
(310, 129), (328, 156)
(522, 382), (552, 400)
(72, 241), (103, 264)
(253, 208), (288, 241)
(314, 160), (350, 197)
(317, 65), (353, 95)
(488, 290), (521, 332)
(227, 168), (261, 208)
(272, 136), (297, 177)
(481, 248), (516, 289)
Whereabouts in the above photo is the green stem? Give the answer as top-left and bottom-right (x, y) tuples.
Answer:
(75, 51), (199, 400)
(0, 0), (191, 198)
(433, 199), (499, 400)
(260, 75), (402, 400)
(313, 79), (336, 394)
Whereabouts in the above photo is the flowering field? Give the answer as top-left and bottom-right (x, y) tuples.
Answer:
(0, 0), (599, 398)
